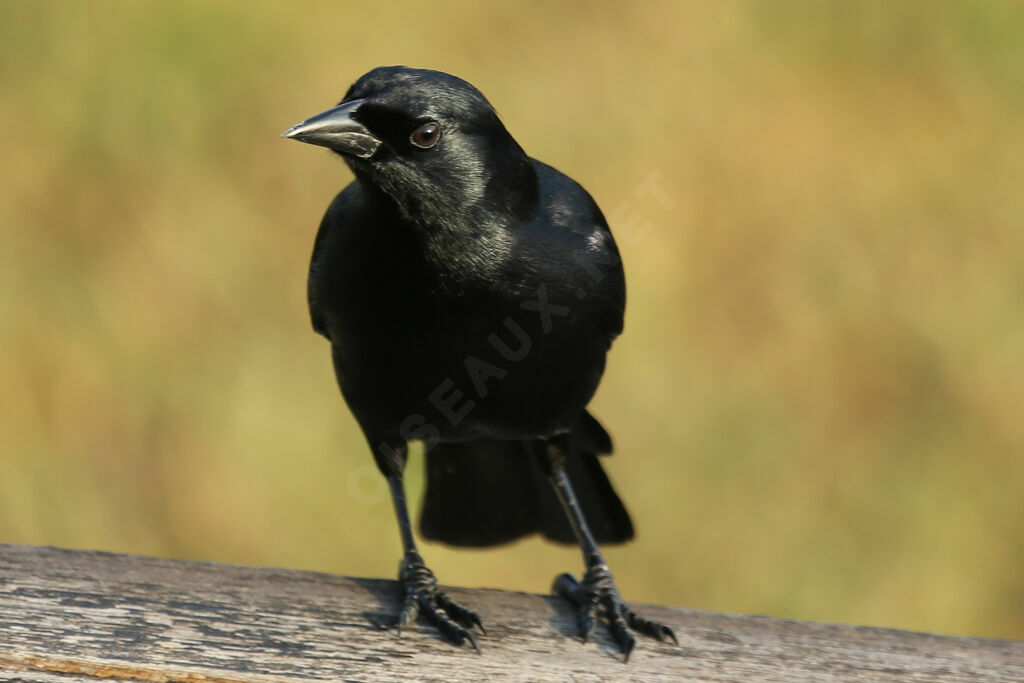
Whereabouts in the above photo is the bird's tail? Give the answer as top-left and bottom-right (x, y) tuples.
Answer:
(418, 411), (634, 547)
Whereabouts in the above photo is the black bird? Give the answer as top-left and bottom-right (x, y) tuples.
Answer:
(284, 66), (675, 660)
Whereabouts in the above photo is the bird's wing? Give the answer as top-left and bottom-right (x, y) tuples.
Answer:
(530, 160), (627, 343)
(308, 182), (362, 340)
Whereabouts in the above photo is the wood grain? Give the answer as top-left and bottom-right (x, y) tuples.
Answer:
(0, 543), (1021, 681)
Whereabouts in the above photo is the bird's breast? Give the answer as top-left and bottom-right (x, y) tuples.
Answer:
(329, 277), (607, 441)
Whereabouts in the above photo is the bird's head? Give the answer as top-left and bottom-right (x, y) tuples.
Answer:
(284, 66), (537, 227)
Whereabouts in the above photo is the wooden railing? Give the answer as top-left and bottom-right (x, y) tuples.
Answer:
(1, 544), (1021, 681)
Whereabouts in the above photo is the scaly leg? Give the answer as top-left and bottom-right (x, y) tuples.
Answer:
(543, 439), (677, 661)
(386, 470), (484, 650)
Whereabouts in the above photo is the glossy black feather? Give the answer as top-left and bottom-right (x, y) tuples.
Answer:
(420, 411), (633, 547)
(305, 66), (630, 546)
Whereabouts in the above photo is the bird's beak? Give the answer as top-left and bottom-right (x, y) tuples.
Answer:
(282, 99), (382, 159)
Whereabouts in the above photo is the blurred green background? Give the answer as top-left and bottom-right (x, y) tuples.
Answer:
(2, 1), (1023, 640)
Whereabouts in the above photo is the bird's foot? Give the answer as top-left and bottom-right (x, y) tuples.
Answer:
(397, 551), (484, 651)
(553, 556), (677, 662)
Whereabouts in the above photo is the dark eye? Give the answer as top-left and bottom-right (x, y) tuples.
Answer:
(410, 121), (440, 149)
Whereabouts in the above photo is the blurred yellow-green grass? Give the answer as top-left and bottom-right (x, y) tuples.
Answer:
(2, 1), (1023, 640)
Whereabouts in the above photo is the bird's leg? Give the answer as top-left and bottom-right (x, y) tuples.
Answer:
(386, 469), (484, 651)
(542, 439), (677, 662)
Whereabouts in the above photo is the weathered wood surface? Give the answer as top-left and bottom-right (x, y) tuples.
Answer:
(0, 544), (1021, 682)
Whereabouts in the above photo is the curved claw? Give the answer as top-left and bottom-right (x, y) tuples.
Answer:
(605, 592), (639, 662)
(464, 630), (481, 654)
(625, 605), (678, 644)
(622, 637), (636, 664)
(438, 591), (487, 636)
(396, 552), (485, 650)
(554, 563), (678, 661)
